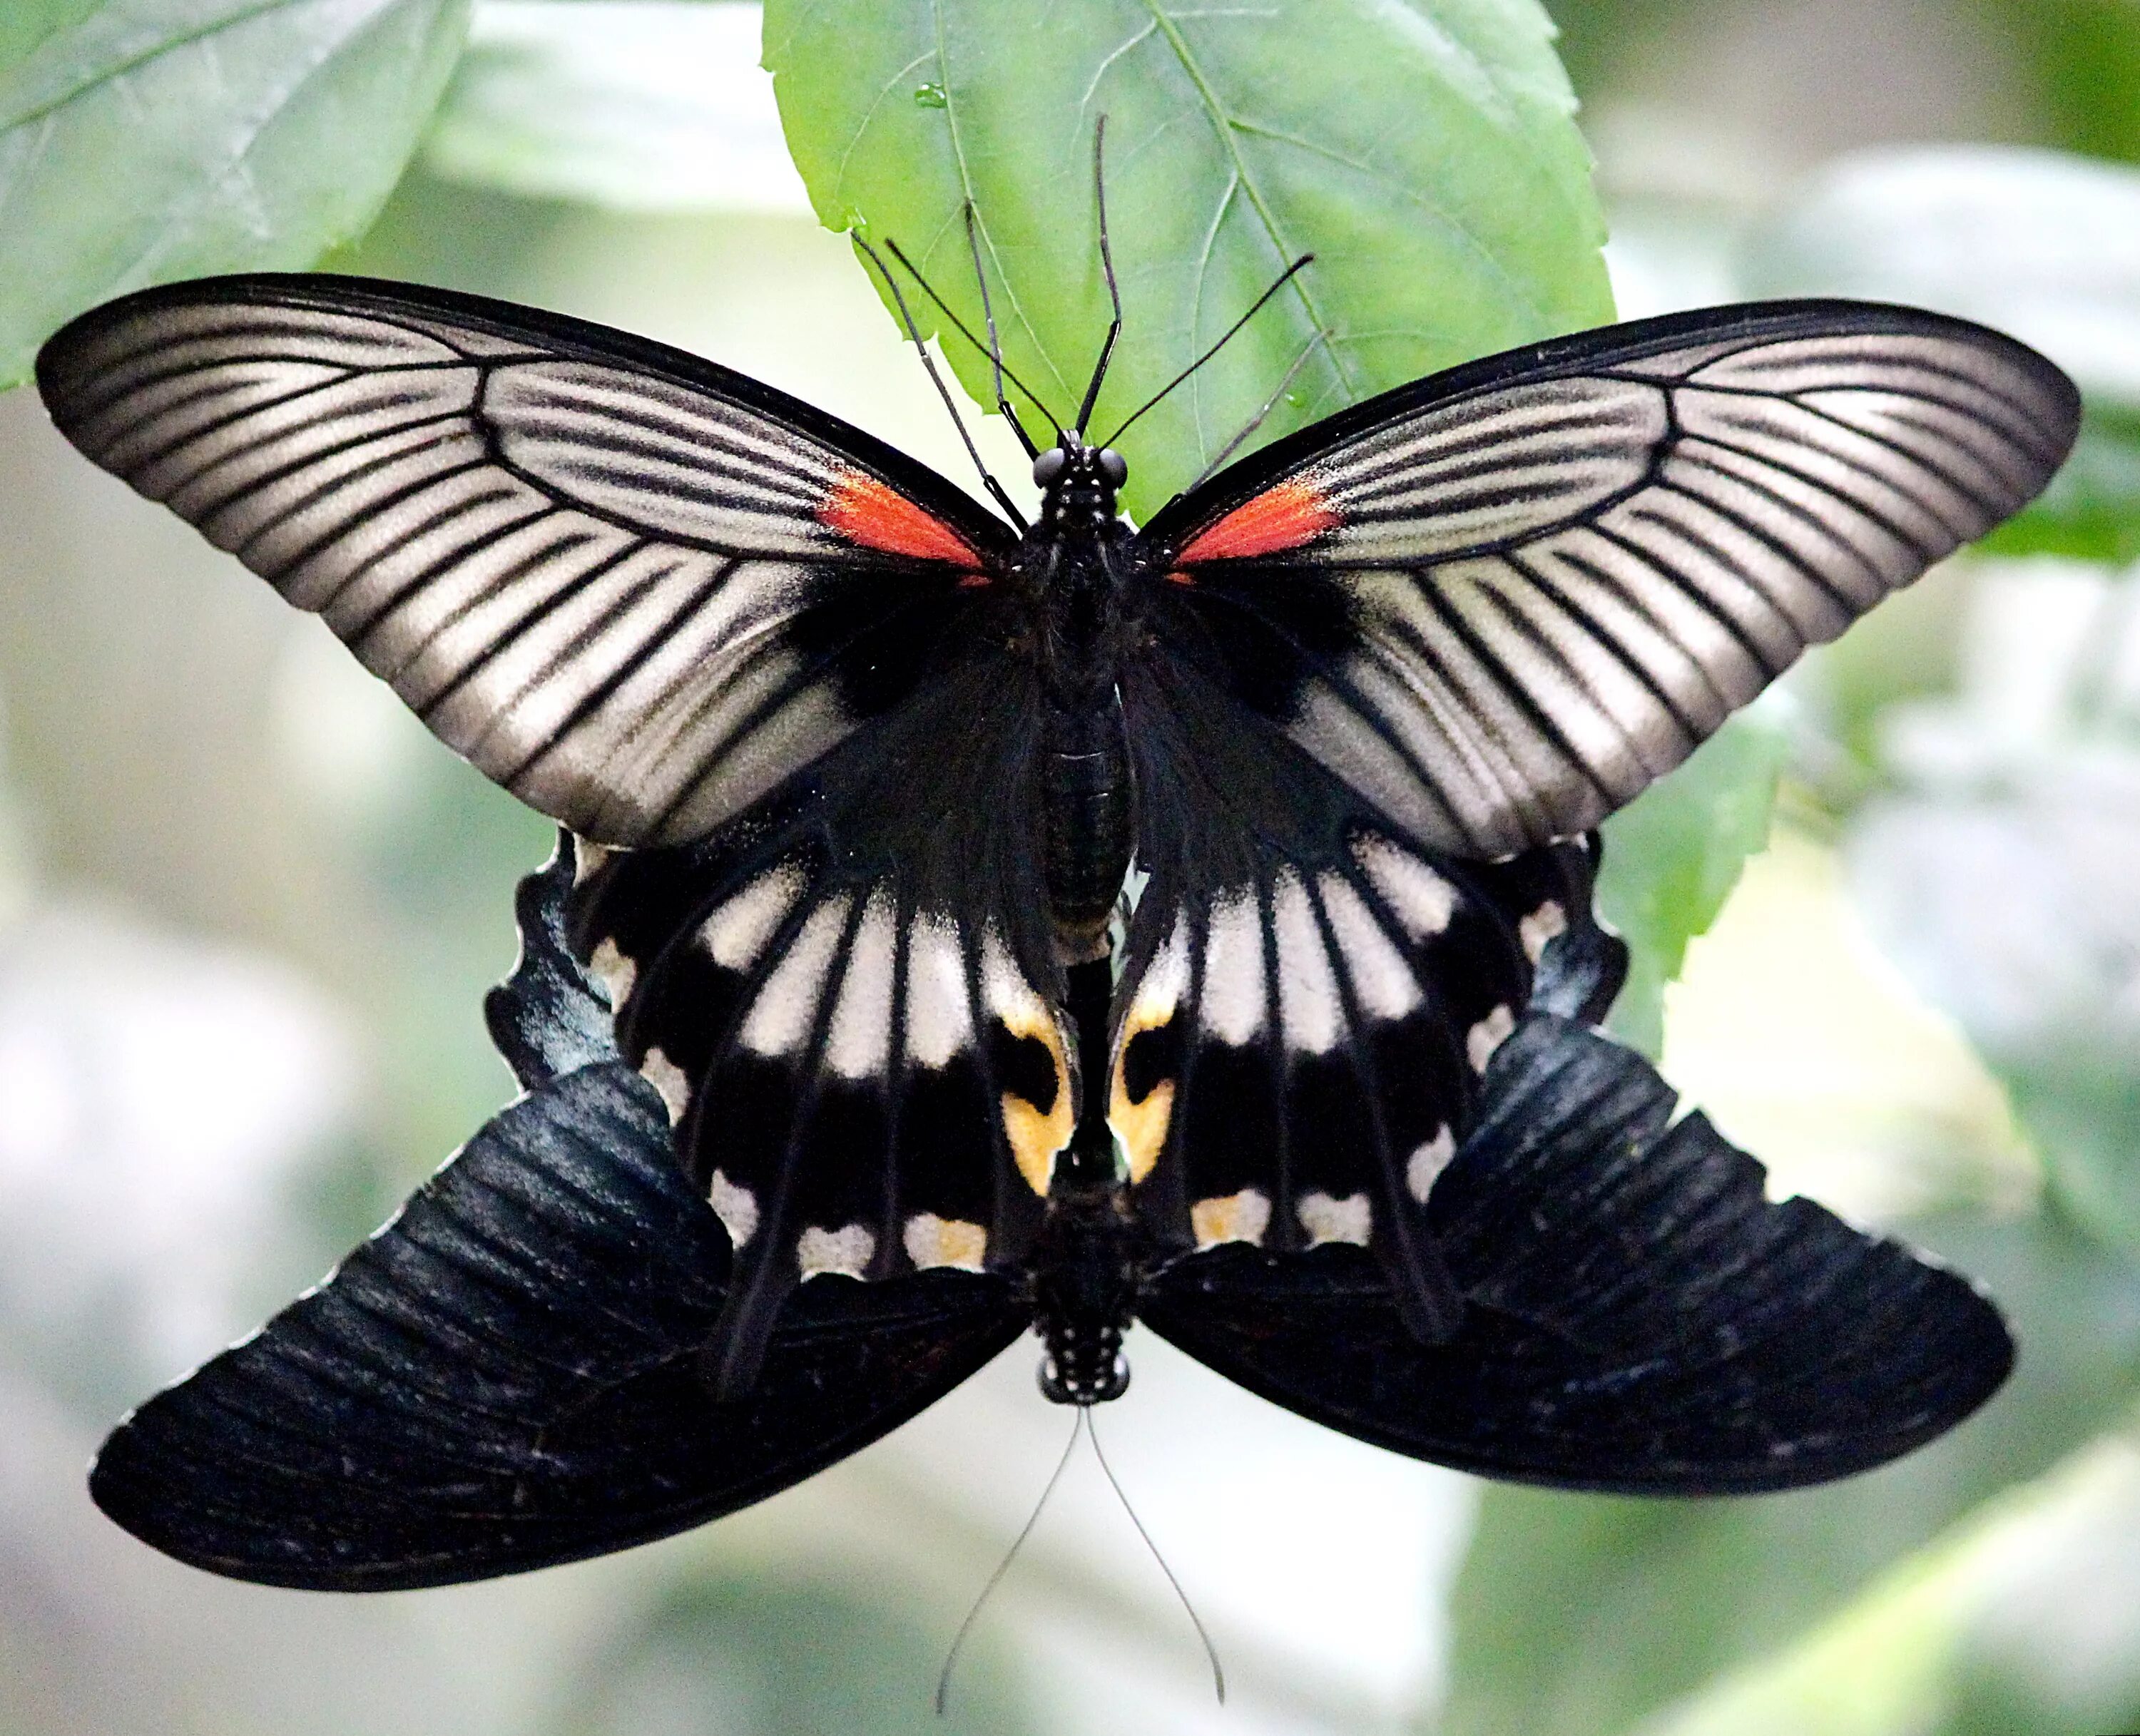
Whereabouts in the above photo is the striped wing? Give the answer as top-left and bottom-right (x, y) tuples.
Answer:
(37, 274), (1015, 848)
(1109, 636), (1624, 1338)
(1137, 301), (2079, 857)
(569, 638), (1072, 1397)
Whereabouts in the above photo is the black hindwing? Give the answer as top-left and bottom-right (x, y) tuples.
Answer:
(1141, 1016), (2013, 1494)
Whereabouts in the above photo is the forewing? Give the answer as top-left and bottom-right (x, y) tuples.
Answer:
(569, 633), (1074, 1395)
(1139, 1015), (2013, 1494)
(1109, 640), (1623, 1338)
(37, 275), (1016, 847)
(1136, 302), (2078, 856)
(90, 1060), (1022, 1589)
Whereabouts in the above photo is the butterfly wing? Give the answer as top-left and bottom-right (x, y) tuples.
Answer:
(1107, 638), (1623, 1338)
(89, 849), (1023, 1589)
(1134, 301), (2079, 857)
(1138, 1013), (2013, 1493)
(567, 633), (1074, 1397)
(36, 274), (1015, 847)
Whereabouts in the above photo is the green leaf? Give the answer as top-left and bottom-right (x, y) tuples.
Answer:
(1979, 407), (2140, 565)
(763, 0), (1612, 517)
(0, 0), (472, 389)
(1437, 1205), (2140, 1736)
(1594, 708), (1792, 1057)
(1971, 0), (2140, 166)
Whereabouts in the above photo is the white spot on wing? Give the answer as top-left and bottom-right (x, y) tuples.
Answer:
(1191, 1188), (1272, 1248)
(639, 1046), (690, 1123)
(739, 893), (850, 1056)
(797, 1222), (875, 1280)
(572, 837), (611, 882)
(708, 1168), (758, 1247)
(825, 891), (895, 1080)
(1319, 873), (1420, 1021)
(588, 936), (636, 1008)
(904, 1212), (987, 1271)
(1131, 916), (1190, 1023)
(1298, 1190), (1372, 1246)
(1200, 889), (1266, 1045)
(1520, 899), (1568, 963)
(1406, 1126), (1457, 1203)
(1467, 1004), (1515, 1072)
(979, 924), (1044, 1024)
(902, 913), (972, 1068)
(1354, 836), (1455, 939)
(1274, 871), (1345, 1054)
(702, 864), (805, 970)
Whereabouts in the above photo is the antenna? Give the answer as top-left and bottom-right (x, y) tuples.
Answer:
(1074, 117), (1124, 436)
(1101, 253), (1316, 449)
(936, 1412), (1082, 1715)
(854, 235), (1029, 532)
(1088, 1411), (1227, 1706)
(1183, 325), (1331, 493)
(967, 203), (1042, 458)
(882, 231), (1061, 451)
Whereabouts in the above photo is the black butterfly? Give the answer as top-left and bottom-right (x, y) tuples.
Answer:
(36, 269), (2074, 1590)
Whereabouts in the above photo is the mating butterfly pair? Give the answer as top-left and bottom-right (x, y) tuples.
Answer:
(37, 270), (2072, 1588)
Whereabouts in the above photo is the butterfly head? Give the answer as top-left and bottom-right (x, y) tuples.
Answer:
(1031, 432), (1129, 529)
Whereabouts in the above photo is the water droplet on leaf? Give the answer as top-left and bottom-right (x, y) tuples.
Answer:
(914, 83), (948, 108)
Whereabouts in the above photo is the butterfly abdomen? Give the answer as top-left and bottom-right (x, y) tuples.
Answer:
(1039, 702), (1135, 960)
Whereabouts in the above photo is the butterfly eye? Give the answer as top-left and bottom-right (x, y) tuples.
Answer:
(1098, 448), (1129, 488)
(1031, 447), (1069, 488)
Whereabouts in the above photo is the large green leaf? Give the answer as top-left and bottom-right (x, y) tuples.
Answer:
(1594, 708), (1792, 1057)
(0, 0), (471, 389)
(763, 0), (1612, 517)
(1437, 1205), (2140, 1736)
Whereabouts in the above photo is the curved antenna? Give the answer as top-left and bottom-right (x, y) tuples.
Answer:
(1183, 325), (1331, 493)
(854, 235), (1029, 533)
(1101, 254), (1316, 450)
(882, 233), (1061, 451)
(1087, 1410), (1227, 1706)
(936, 1411), (1083, 1715)
(967, 203), (1044, 458)
(1074, 117), (1125, 436)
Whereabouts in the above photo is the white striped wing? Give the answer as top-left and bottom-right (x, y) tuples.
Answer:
(1146, 303), (2079, 857)
(38, 275), (1012, 848)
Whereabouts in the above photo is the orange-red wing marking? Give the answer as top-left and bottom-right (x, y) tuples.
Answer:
(1175, 479), (1342, 568)
(820, 471), (984, 573)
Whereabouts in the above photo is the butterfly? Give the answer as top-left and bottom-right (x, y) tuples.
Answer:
(36, 268), (2074, 1589)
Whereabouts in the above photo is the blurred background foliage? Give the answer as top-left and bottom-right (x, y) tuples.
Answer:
(2, 1), (2139, 1732)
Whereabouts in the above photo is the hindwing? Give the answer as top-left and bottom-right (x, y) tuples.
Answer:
(37, 275), (1015, 848)
(1141, 1014), (2013, 1493)
(1136, 300), (2079, 856)
(88, 843), (1021, 1589)
(567, 633), (1074, 1394)
(1109, 630), (1623, 1338)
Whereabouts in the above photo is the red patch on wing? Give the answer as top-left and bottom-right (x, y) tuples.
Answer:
(1175, 480), (1342, 567)
(820, 471), (983, 573)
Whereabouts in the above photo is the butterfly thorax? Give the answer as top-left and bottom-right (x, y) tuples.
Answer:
(1018, 439), (1140, 961)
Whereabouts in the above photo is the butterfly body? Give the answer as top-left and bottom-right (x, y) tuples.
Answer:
(1008, 439), (1141, 958)
(35, 272), (2079, 1587)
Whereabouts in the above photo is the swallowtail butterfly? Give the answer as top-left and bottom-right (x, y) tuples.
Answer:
(37, 271), (2072, 1588)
